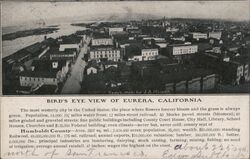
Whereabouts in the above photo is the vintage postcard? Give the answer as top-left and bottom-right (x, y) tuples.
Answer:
(1, 1), (249, 159)
(1, 1), (250, 95)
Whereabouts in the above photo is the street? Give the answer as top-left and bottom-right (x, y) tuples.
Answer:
(61, 38), (89, 94)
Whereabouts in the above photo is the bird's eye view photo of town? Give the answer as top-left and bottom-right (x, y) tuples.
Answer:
(1, 1), (250, 95)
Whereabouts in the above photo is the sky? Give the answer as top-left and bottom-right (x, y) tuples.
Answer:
(2, 1), (250, 27)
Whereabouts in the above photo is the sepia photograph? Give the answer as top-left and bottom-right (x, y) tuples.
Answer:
(2, 1), (250, 95)
(1, 2), (249, 159)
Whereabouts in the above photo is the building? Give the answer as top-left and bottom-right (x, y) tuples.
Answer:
(3, 40), (53, 66)
(59, 43), (80, 52)
(85, 60), (105, 75)
(126, 26), (140, 35)
(128, 47), (159, 62)
(156, 42), (168, 48)
(141, 48), (159, 61)
(92, 38), (113, 46)
(166, 27), (179, 33)
(160, 68), (218, 93)
(171, 36), (186, 41)
(190, 32), (208, 40)
(19, 60), (69, 87)
(143, 37), (165, 42)
(209, 31), (222, 40)
(230, 59), (250, 84)
(87, 67), (98, 75)
(109, 27), (124, 35)
(91, 32), (113, 46)
(3, 38), (57, 76)
(89, 46), (121, 62)
(196, 52), (250, 85)
(75, 30), (92, 41)
(128, 55), (143, 61)
(48, 48), (77, 61)
(168, 44), (198, 56)
(227, 44), (240, 52)
(58, 36), (83, 52)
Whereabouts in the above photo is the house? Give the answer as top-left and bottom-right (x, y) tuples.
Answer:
(85, 60), (104, 75)
(87, 67), (98, 75)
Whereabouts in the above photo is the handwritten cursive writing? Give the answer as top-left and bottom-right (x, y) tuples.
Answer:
(66, 148), (146, 158)
(4, 147), (147, 159)
(162, 143), (249, 159)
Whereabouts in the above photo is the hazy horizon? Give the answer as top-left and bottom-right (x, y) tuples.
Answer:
(2, 1), (250, 27)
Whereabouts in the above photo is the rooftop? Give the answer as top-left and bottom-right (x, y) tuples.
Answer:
(32, 59), (66, 72)
(3, 41), (50, 64)
(92, 32), (110, 39)
(47, 47), (77, 55)
(90, 45), (119, 51)
(59, 35), (82, 44)
(20, 60), (67, 78)
(168, 43), (198, 47)
(20, 70), (58, 78)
